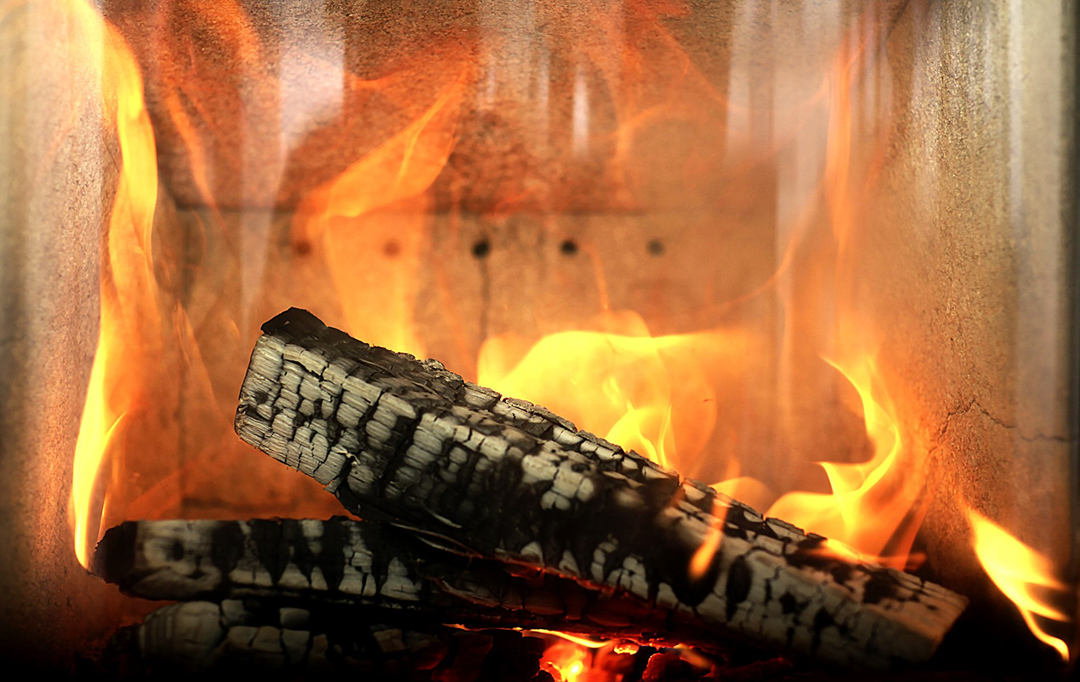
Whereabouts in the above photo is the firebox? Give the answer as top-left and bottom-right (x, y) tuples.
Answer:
(0, 0), (1076, 677)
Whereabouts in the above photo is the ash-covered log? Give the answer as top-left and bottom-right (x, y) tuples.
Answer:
(233, 308), (968, 670)
(93, 517), (731, 652)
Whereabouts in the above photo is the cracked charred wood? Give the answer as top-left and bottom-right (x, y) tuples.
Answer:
(234, 308), (968, 670)
(101, 599), (551, 679)
(93, 517), (729, 651)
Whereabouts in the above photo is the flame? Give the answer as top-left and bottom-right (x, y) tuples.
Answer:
(68, 0), (159, 568)
(478, 12), (927, 576)
(527, 630), (609, 649)
(540, 639), (591, 682)
(478, 312), (747, 477)
(292, 66), (467, 243)
(967, 508), (1073, 661)
(756, 22), (926, 567)
(59, 1), (995, 655)
(692, 354), (925, 576)
(290, 58), (468, 359)
(765, 357), (926, 566)
(689, 511), (724, 580)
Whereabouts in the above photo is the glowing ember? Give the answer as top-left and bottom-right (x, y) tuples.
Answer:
(539, 639), (593, 682)
(69, 0), (159, 568)
(967, 508), (1073, 661)
(527, 630), (609, 649)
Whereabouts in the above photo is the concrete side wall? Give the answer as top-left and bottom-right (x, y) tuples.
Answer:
(863, 0), (1076, 612)
(0, 1), (114, 668)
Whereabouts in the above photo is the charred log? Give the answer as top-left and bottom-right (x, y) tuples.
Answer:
(93, 517), (734, 652)
(98, 599), (551, 680)
(233, 308), (968, 670)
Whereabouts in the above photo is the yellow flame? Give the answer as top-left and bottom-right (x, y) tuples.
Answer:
(291, 64), (467, 359)
(69, 0), (159, 568)
(765, 356), (924, 566)
(689, 518), (724, 581)
(540, 640), (590, 682)
(525, 630), (608, 649)
(604, 377), (675, 470)
(293, 68), (466, 239)
(967, 508), (1072, 661)
(478, 313), (741, 478)
(563, 661), (584, 681)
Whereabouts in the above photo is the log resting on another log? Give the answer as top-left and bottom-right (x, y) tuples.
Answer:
(93, 517), (733, 652)
(233, 308), (968, 670)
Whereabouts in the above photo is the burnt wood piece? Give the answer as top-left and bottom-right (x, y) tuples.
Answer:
(104, 599), (551, 679)
(93, 517), (731, 652)
(234, 308), (968, 670)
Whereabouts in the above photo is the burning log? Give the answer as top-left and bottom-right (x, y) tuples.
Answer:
(100, 598), (551, 679)
(233, 308), (968, 670)
(93, 517), (727, 651)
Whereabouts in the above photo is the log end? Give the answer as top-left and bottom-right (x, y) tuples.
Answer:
(92, 521), (139, 587)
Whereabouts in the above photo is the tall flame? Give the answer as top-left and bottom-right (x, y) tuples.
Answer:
(291, 60), (467, 359)
(69, 0), (159, 568)
(479, 11), (925, 572)
(967, 508), (1073, 661)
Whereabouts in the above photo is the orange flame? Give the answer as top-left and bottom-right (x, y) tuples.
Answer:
(527, 630), (609, 649)
(765, 357), (926, 566)
(292, 66), (467, 243)
(479, 12), (925, 578)
(290, 59), (467, 359)
(478, 312), (748, 478)
(967, 508), (1073, 661)
(69, 0), (159, 568)
(689, 511), (725, 581)
(754, 17), (926, 568)
(690, 355), (923, 576)
(540, 639), (591, 682)
(60, 3), (983, 655)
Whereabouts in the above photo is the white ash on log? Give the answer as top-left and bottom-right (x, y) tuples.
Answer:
(234, 308), (968, 670)
(100, 598), (551, 679)
(93, 517), (730, 651)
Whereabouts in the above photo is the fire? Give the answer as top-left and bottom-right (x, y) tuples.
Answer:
(60, 1), (1071, 673)
(689, 513), (725, 581)
(290, 53), (469, 360)
(540, 639), (591, 682)
(967, 508), (1073, 661)
(764, 357), (927, 566)
(69, 0), (159, 568)
(754, 19), (926, 568)
(477, 305), (929, 573)
(477, 313), (744, 477)
(537, 636), (639, 682)
(528, 630), (609, 649)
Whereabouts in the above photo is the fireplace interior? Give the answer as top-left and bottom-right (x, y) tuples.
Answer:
(0, 0), (1077, 678)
